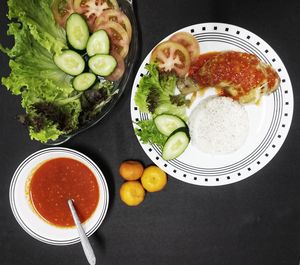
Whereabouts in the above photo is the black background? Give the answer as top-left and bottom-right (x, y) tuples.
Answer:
(0, 0), (299, 265)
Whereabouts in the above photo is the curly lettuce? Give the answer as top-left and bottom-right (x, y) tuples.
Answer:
(7, 0), (67, 53)
(0, 0), (80, 143)
(134, 63), (188, 147)
(134, 119), (167, 149)
(134, 63), (187, 119)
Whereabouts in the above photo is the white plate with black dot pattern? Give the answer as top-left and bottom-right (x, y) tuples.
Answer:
(130, 22), (293, 186)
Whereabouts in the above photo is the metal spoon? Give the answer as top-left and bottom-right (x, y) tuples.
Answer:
(68, 199), (96, 265)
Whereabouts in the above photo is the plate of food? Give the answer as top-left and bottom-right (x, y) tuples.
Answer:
(130, 22), (293, 186)
(0, 0), (138, 144)
(9, 147), (109, 245)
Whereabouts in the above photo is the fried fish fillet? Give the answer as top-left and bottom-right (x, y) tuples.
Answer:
(196, 51), (280, 103)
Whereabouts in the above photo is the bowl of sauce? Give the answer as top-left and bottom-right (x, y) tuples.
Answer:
(10, 148), (109, 246)
(29, 157), (100, 227)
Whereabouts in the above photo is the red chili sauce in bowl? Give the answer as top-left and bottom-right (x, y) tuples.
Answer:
(29, 157), (99, 227)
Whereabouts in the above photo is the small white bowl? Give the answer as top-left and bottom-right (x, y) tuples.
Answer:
(9, 147), (109, 246)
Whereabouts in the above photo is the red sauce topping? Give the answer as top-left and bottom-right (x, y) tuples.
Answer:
(266, 65), (278, 90)
(189, 52), (220, 80)
(193, 52), (266, 90)
(29, 158), (99, 227)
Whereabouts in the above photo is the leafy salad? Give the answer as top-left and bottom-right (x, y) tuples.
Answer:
(134, 32), (202, 160)
(1, 0), (132, 143)
(134, 63), (191, 160)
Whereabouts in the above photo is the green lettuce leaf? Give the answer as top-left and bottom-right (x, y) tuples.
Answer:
(134, 63), (187, 120)
(134, 63), (161, 113)
(7, 0), (67, 53)
(2, 22), (72, 98)
(0, 0), (80, 143)
(154, 73), (187, 119)
(27, 99), (81, 142)
(135, 119), (167, 149)
(133, 63), (189, 147)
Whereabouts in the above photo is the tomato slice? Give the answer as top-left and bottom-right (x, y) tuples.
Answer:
(76, 0), (113, 29)
(94, 9), (132, 41)
(106, 51), (125, 81)
(169, 32), (200, 61)
(95, 21), (129, 58)
(51, 0), (120, 29)
(51, 0), (76, 27)
(150, 41), (191, 77)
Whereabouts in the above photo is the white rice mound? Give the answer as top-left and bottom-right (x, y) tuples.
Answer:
(189, 96), (249, 154)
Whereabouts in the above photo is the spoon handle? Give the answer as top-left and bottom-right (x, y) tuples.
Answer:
(68, 199), (96, 265)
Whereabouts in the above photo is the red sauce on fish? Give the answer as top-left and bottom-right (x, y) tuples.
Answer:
(190, 52), (266, 91)
(266, 65), (278, 90)
(29, 158), (99, 227)
(189, 52), (220, 81)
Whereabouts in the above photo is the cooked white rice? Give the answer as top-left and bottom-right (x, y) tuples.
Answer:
(189, 96), (249, 154)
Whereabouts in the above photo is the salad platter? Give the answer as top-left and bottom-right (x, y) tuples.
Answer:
(0, 0), (138, 145)
(130, 22), (294, 186)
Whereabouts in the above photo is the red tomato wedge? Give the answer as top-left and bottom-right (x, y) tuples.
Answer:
(51, 0), (119, 30)
(169, 32), (200, 61)
(94, 9), (132, 41)
(94, 21), (130, 58)
(106, 51), (125, 81)
(76, 0), (112, 29)
(150, 41), (191, 77)
(51, 0), (76, 27)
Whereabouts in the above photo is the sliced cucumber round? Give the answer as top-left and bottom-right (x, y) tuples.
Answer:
(154, 114), (187, 136)
(73, 73), (96, 91)
(66, 13), (89, 50)
(162, 127), (190, 161)
(88, 54), (117, 76)
(87, 30), (110, 57)
(54, 50), (85, 76)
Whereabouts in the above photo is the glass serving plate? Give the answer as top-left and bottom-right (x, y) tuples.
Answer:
(47, 0), (138, 145)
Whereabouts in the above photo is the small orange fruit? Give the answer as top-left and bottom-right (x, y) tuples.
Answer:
(119, 160), (144, 181)
(119, 181), (145, 206)
(141, 166), (167, 192)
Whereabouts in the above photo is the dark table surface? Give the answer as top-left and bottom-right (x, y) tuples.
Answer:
(1, 0), (299, 265)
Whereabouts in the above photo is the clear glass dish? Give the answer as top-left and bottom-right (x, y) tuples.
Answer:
(47, 0), (138, 145)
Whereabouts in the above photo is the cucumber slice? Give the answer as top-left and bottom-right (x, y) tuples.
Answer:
(73, 73), (96, 91)
(162, 127), (190, 161)
(154, 114), (186, 136)
(66, 13), (89, 50)
(88, 54), (117, 76)
(87, 30), (110, 56)
(54, 50), (85, 76)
